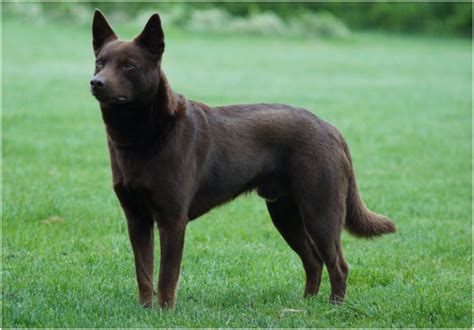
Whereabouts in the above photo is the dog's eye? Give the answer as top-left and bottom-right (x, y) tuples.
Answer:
(95, 60), (103, 68)
(123, 62), (136, 70)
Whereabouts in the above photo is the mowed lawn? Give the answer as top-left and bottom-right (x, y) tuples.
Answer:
(2, 17), (471, 328)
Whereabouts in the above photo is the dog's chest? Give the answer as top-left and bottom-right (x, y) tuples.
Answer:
(112, 148), (154, 189)
(111, 149), (158, 213)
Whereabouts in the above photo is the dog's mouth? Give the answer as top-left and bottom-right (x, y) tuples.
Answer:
(115, 96), (128, 104)
(91, 89), (129, 105)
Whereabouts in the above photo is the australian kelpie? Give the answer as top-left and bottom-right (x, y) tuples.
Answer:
(90, 10), (396, 308)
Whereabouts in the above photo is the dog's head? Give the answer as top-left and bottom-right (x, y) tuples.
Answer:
(90, 10), (164, 106)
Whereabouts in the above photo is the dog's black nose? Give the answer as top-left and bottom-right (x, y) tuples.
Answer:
(90, 76), (105, 88)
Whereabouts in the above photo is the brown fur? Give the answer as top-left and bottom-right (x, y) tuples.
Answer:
(90, 10), (396, 308)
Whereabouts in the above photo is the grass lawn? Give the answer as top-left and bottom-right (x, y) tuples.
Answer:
(2, 17), (472, 327)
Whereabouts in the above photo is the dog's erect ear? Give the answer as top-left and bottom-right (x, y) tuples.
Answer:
(92, 9), (117, 56)
(134, 14), (165, 60)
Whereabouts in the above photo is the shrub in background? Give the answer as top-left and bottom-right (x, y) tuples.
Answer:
(290, 11), (351, 39)
(229, 12), (287, 36)
(4, 2), (46, 24)
(135, 5), (189, 29)
(187, 8), (230, 33)
(182, 7), (349, 39)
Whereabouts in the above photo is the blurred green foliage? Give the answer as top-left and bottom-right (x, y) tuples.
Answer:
(279, 3), (469, 35)
(3, 2), (352, 39)
(216, 2), (472, 36)
(90, 2), (472, 36)
(3, 1), (472, 37)
(4, 1), (472, 37)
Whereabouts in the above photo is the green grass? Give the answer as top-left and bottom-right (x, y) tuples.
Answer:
(2, 17), (472, 328)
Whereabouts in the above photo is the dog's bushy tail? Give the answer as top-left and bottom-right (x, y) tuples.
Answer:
(342, 142), (396, 238)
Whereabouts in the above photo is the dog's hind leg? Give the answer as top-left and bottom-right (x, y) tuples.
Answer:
(298, 197), (349, 304)
(266, 197), (323, 297)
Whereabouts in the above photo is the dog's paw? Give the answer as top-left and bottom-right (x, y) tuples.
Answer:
(329, 293), (345, 305)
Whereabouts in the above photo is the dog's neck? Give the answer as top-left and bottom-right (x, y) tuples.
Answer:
(100, 70), (186, 150)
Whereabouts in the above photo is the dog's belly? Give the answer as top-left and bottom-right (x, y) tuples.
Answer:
(187, 173), (288, 220)
(187, 183), (255, 220)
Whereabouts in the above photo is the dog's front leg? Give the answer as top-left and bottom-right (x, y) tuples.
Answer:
(157, 222), (186, 308)
(126, 215), (155, 307)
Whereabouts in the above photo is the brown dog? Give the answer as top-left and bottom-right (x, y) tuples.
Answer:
(90, 10), (396, 308)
